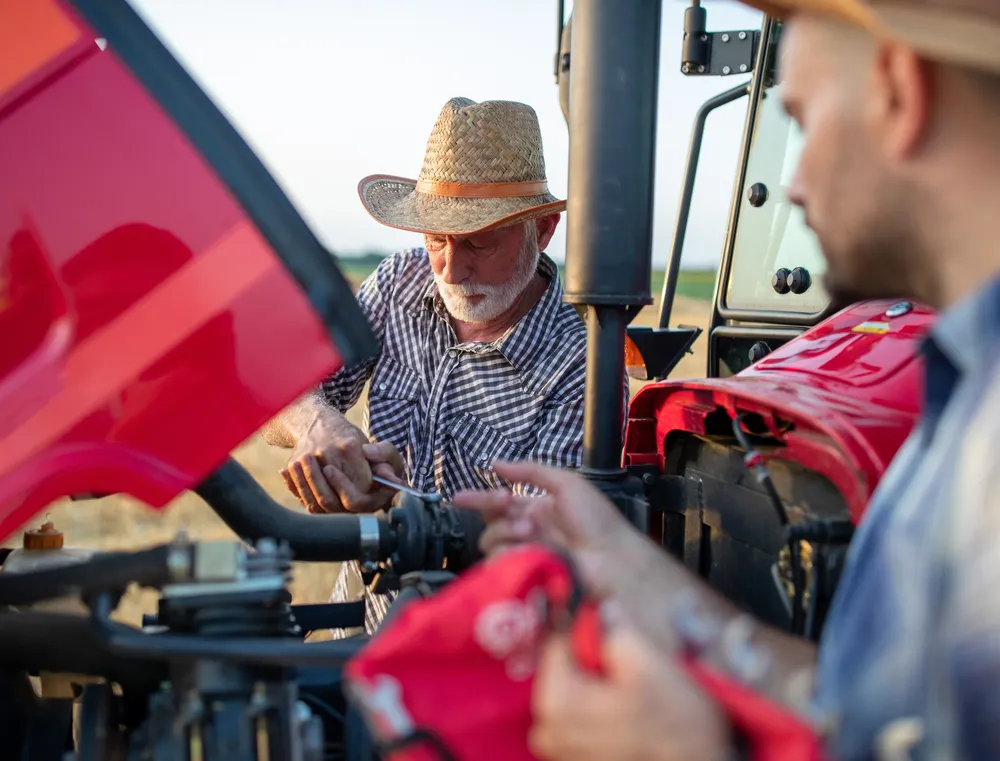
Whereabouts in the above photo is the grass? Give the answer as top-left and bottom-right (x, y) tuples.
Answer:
(336, 256), (719, 303)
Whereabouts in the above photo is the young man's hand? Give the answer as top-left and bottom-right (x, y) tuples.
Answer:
(530, 619), (731, 761)
(454, 461), (694, 655)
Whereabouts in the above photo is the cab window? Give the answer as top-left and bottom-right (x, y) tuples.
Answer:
(724, 72), (829, 316)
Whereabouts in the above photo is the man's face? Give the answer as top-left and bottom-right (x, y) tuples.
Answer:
(781, 15), (925, 304)
(426, 217), (551, 323)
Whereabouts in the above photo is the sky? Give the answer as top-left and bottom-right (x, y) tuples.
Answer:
(127, 0), (765, 268)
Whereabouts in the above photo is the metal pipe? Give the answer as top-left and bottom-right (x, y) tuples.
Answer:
(563, 0), (661, 307)
(658, 83), (749, 328)
(564, 0), (662, 476)
(582, 306), (629, 476)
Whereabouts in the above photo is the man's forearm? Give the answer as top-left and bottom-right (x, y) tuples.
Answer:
(614, 529), (817, 715)
(259, 390), (355, 448)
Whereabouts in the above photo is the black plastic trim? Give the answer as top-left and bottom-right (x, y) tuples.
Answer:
(66, 0), (378, 367)
(708, 325), (804, 377)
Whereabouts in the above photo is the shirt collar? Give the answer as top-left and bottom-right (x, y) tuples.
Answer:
(919, 273), (1000, 433)
(420, 252), (563, 373)
(924, 274), (1000, 374)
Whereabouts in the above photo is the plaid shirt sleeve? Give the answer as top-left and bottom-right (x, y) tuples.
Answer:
(319, 256), (395, 413)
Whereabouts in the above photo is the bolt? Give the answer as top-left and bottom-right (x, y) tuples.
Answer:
(740, 64), (748, 73)
(682, 63), (692, 74)
(723, 66), (732, 75)
(739, 31), (747, 40)
(722, 33), (730, 42)
(256, 537), (277, 555)
(700, 34), (708, 42)
(698, 65), (706, 73)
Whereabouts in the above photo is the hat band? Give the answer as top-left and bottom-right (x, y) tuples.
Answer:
(415, 179), (549, 198)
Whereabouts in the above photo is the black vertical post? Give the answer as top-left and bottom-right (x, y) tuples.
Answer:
(564, 0), (662, 484)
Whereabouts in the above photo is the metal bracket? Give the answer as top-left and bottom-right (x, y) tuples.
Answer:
(682, 29), (760, 77)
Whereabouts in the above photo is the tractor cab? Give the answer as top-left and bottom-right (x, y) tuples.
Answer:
(556, 2), (935, 640)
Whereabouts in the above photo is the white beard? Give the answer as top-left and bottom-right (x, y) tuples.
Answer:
(434, 227), (540, 324)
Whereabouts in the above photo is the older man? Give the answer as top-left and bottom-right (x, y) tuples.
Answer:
(262, 97), (625, 634)
(460, 2), (1000, 760)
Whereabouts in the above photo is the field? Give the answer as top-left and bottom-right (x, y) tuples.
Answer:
(33, 265), (715, 628)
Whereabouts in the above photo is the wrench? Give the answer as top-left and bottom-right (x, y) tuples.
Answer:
(372, 475), (442, 504)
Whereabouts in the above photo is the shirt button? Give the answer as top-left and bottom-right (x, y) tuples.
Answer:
(448, 349), (458, 359)
(419, 465), (430, 476)
(378, 382), (387, 392)
(476, 456), (488, 467)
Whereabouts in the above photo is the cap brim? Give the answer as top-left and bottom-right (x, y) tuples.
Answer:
(358, 174), (566, 236)
(738, 0), (1000, 75)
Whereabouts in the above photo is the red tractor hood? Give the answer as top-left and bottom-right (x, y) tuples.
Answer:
(0, 0), (374, 541)
(625, 300), (935, 523)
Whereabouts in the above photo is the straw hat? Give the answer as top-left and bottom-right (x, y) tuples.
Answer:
(358, 97), (566, 236)
(741, 0), (1000, 75)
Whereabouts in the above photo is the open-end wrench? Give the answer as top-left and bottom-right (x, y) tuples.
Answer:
(372, 475), (442, 504)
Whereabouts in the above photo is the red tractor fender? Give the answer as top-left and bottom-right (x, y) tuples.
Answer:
(625, 300), (935, 524)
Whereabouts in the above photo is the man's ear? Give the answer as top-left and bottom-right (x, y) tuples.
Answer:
(870, 43), (933, 164)
(534, 213), (561, 252)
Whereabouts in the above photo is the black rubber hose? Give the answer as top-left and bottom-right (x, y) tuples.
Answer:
(96, 617), (366, 666)
(0, 545), (173, 606)
(194, 458), (396, 562)
(0, 611), (166, 694)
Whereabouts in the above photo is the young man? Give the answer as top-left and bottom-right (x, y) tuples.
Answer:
(461, 2), (1000, 759)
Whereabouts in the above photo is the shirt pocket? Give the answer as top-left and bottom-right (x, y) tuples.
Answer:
(447, 411), (527, 491)
(368, 357), (422, 447)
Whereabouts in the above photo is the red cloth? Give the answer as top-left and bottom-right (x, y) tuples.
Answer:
(343, 544), (827, 761)
(343, 545), (581, 761)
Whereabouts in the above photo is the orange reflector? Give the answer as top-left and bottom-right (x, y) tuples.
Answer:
(625, 335), (648, 380)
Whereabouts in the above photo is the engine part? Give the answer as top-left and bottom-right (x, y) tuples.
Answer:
(0, 543), (179, 607)
(0, 463), (484, 761)
(91, 538), (345, 761)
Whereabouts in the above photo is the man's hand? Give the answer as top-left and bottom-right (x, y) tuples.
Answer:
(280, 412), (405, 514)
(456, 460), (820, 716)
(453, 460), (663, 612)
(320, 441), (407, 514)
(530, 621), (731, 761)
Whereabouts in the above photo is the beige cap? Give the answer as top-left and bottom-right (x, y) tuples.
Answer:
(740, 0), (1000, 75)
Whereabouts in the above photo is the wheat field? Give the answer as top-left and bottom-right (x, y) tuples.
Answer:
(21, 291), (713, 629)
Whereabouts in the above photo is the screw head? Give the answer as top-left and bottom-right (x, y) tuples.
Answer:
(722, 33), (730, 42)
(788, 267), (812, 294)
(772, 268), (791, 295)
(747, 182), (768, 207)
(739, 31), (748, 40)
(698, 65), (706, 73)
(723, 66), (732, 75)
(740, 64), (749, 73)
